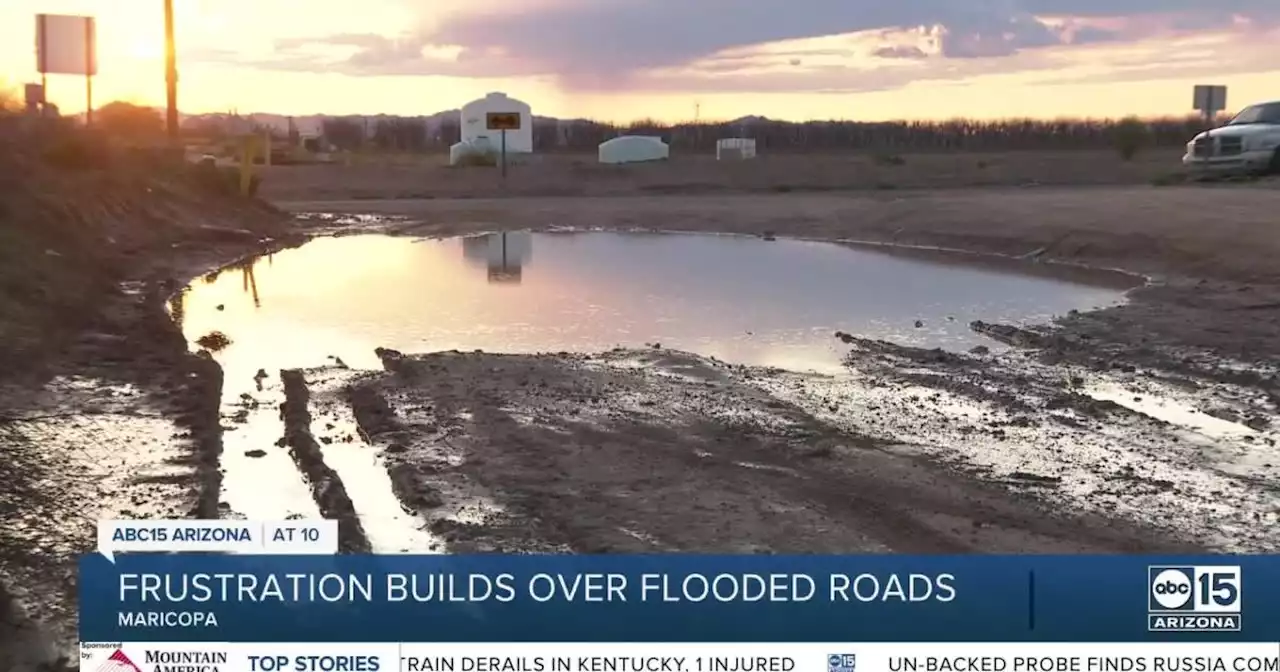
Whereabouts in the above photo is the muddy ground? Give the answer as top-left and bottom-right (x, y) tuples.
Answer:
(325, 347), (1198, 554)
(0, 120), (295, 670)
(272, 182), (1280, 558)
(3, 138), (1279, 668)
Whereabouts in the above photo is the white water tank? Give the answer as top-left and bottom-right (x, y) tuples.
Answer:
(716, 138), (756, 160)
(460, 92), (533, 154)
(450, 137), (496, 165)
(598, 136), (669, 164)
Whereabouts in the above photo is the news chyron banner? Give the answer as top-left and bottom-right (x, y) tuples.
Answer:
(81, 521), (1280, 672)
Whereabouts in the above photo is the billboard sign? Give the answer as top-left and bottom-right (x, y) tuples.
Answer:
(1192, 85), (1226, 114)
(36, 14), (97, 75)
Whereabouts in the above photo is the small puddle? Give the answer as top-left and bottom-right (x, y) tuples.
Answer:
(1082, 380), (1279, 481)
(176, 230), (1130, 543)
(1085, 381), (1260, 441)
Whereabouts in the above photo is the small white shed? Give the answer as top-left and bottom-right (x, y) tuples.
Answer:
(461, 92), (533, 154)
(598, 136), (669, 164)
(716, 138), (757, 160)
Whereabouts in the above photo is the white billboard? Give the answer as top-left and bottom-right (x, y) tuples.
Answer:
(36, 14), (97, 76)
(1193, 85), (1226, 114)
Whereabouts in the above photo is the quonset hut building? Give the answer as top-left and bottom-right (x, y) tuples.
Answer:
(450, 92), (533, 164)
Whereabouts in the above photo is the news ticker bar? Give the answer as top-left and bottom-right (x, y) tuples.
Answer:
(81, 642), (1280, 672)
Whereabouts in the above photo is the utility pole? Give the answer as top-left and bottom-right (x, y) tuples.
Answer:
(164, 0), (179, 142)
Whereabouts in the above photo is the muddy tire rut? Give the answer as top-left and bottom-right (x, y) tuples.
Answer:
(327, 348), (1200, 554)
(279, 370), (372, 553)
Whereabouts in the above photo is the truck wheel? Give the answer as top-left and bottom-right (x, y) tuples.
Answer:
(1271, 149), (1280, 175)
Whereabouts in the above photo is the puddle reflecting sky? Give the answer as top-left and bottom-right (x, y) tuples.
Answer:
(176, 232), (1126, 376)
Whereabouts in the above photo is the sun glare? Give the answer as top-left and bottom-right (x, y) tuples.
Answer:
(88, 3), (166, 66)
(126, 38), (163, 61)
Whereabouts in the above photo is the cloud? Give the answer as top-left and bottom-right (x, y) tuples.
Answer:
(872, 45), (930, 59)
(1067, 26), (1123, 44)
(422, 1), (1074, 79)
(416, 0), (1280, 79)
(197, 0), (1280, 92)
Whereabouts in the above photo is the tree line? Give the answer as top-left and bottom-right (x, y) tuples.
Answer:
(316, 115), (1210, 154)
(77, 101), (1212, 154)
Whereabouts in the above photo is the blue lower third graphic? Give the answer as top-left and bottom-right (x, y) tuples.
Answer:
(78, 555), (1280, 642)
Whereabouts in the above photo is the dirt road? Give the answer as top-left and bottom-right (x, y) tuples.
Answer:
(257, 150), (1189, 201)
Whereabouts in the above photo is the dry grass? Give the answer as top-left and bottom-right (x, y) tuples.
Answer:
(258, 148), (1188, 201)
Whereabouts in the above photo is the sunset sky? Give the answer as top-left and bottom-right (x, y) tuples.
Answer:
(2, 0), (1277, 122)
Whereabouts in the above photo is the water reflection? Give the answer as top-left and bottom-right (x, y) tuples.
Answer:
(462, 232), (532, 284)
(168, 290), (186, 325)
(178, 231), (1129, 375)
(238, 261), (261, 307)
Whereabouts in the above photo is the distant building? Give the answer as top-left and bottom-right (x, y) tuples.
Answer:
(460, 92), (533, 153)
(716, 138), (756, 160)
(599, 136), (669, 164)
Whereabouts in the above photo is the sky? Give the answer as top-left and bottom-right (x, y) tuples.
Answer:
(1, 0), (1277, 122)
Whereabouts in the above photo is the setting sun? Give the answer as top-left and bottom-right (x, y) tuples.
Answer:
(124, 38), (164, 62)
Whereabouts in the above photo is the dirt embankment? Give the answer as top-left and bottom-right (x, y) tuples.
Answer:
(258, 149), (1191, 201)
(0, 117), (296, 671)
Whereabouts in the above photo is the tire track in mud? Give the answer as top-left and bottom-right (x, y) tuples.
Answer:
(789, 333), (1280, 552)
(303, 368), (444, 553)
(188, 352), (227, 519)
(334, 348), (1194, 555)
(343, 361), (536, 554)
(279, 370), (371, 553)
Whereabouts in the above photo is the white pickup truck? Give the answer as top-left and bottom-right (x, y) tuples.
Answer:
(1182, 100), (1280, 174)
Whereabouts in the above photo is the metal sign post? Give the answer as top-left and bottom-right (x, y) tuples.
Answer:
(84, 16), (94, 125)
(485, 112), (521, 182)
(1193, 84), (1227, 128)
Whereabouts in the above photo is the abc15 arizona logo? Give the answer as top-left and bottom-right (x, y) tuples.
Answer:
(1148, 565), (1242, 632)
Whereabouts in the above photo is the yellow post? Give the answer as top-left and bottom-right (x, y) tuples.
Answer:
(239, 135), (255, 196)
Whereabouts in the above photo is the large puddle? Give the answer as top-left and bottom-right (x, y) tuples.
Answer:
(179, 231), (1128, 372)
(172, 230), (1130, 532)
